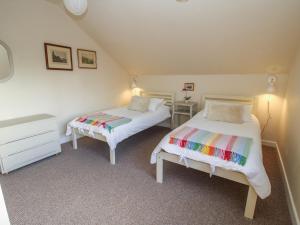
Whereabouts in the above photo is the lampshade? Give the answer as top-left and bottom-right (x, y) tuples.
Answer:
(63, 0), (88, 16)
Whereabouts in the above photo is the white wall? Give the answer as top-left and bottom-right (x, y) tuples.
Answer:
(0, 0), (131, 139)
(138, 74), (288, 142)
(278, 47), (300, 224)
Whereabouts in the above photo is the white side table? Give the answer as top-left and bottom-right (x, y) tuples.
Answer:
(172, 101), (198, 128)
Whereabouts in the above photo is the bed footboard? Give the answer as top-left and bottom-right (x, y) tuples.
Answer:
(156, 151), (257, 219)
(70, 128), (116, 164)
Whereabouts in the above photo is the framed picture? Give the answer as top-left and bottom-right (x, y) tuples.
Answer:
(44, 43), (73, 71)
(184, 83), (195, 91)
(77, 49), (97, 69)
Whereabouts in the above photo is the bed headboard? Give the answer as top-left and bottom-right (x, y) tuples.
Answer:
(141, 91), (175, 107)
(202, 95), (255, 109)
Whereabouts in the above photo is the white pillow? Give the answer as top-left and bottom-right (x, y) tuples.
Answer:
(204, 100), (253, 122)
(128, 96), (150, 112)
(207, 104), (244, 124)
(148, 98), (164, 112)
(242, 105), (253, 122)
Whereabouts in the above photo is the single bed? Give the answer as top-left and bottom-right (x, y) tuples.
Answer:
(150, 95), (271, 219)
(67, 92), (174, 165)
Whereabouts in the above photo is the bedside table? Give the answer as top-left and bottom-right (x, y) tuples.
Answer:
(172, 101), (198, 128)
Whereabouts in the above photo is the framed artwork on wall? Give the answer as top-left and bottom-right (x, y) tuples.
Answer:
(184, 82), (195, 91)
(44, 43), (73, 71)
(77, 49), (97, 69)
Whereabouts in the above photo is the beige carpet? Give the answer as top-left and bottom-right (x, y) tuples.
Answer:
(0, 126), (292, 225)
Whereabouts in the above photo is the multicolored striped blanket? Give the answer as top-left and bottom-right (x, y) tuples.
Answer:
(76, 112), (132, 133)
(169, 126), (252, 166)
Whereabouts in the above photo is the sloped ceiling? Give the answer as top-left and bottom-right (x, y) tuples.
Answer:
(64, 0), (300, 75)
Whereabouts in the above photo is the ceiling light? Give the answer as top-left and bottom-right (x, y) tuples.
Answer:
(176, 0), (189, 2)
(63, 0), (88, 16)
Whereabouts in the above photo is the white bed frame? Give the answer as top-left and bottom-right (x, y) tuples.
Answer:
(156, 95), (258, 219)
(72, 91), (175, 165)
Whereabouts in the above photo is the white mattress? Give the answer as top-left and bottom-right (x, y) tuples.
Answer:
(67, 106), (171, 151)
(150, 111), (271, 199)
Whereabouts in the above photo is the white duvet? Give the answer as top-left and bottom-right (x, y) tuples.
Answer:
(150, 111), (271, 199)
(66, 106), (171, 151)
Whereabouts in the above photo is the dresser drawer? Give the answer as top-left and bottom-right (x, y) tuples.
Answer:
(0, 131), (59, 157)
(0, 117), (57, 145)
(0, 141), (61, 173)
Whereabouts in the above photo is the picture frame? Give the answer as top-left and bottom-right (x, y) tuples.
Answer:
(77, 49), (97, 69)
(44, 43), (73, 71)
(184, 82), (195, 91)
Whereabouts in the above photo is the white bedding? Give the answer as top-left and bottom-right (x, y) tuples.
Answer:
(66, 106), (171, 151)
(150, 111), (271, 199)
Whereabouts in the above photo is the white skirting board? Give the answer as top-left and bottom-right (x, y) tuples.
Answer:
(262, 140), (299, 225)
(60, 134), (83, 145)
(275, 143), (300, 225)
(60, 135), (73, 145)
(262, 139), (277, 148)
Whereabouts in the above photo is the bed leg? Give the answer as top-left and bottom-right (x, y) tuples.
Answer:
(72, 128), (78, 150)
(110, 149), (116, 165)
(156, 153), (163, 183)
(244, 186), (257, 219)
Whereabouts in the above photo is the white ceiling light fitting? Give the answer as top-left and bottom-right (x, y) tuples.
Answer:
(63, 0), (88, 16)
(176, 0), (189, 3)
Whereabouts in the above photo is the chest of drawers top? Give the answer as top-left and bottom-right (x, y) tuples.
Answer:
(0, 114), (54, 128)
(0, 114), (58, 146)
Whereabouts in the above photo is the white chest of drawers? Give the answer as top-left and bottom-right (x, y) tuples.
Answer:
(0, 114), (61, 174)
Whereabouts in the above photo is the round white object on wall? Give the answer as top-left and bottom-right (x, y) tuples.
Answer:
(0, 40), (14, 83)
(63, 0), (88, 16)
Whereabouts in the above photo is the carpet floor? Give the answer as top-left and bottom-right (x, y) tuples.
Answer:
(0, 126), (292, 225)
